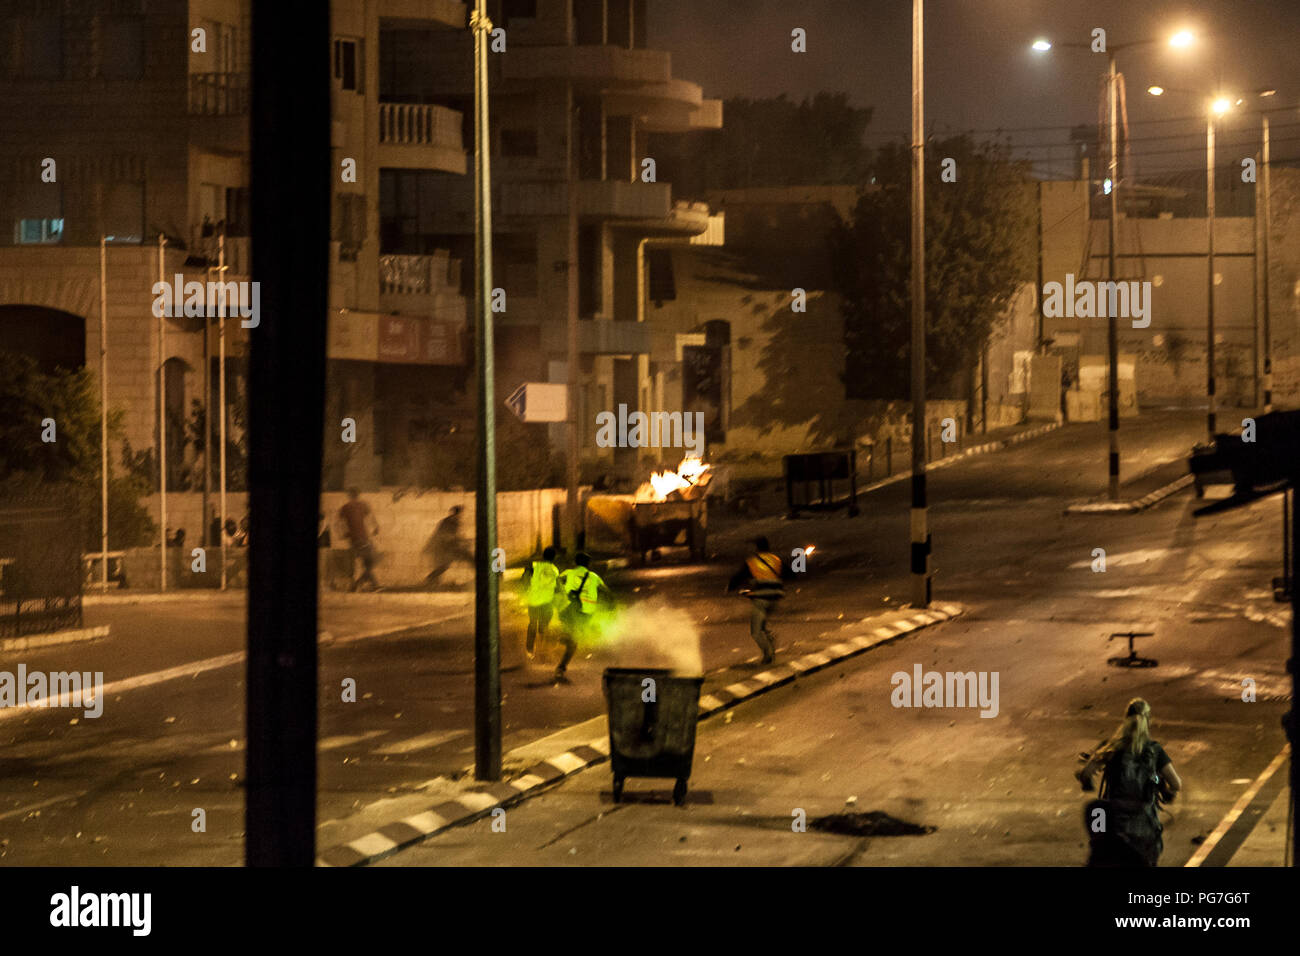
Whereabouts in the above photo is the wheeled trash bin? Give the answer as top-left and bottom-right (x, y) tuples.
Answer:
(602, 667), (704, 806)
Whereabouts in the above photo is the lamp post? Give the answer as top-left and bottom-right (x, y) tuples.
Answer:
(910, 0), (928, 609)
(1033, 30), (1194, 497)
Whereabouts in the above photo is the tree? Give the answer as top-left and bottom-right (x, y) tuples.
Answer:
(830, 135), (1036, 399)
(0, 351), (156, 550)
(653, 92), (873, 196)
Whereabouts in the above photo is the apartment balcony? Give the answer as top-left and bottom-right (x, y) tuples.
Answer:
(378, 251), (465, 314)
(418, 178), (676, 231)
(187, 73), (250, 153)
(604, 79), (723, 133)
(376, 0), (465, 29)
(377, 102), (466, 175)
(502, 45), (672, 89)
(329, 309), (466, 366)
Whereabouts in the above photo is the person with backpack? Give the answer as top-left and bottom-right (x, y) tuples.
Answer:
(555, 552), (608, 682)
(1076, 697), (1183, 867)
(727, 536), (787, 665)
(521, 546), (560, 659)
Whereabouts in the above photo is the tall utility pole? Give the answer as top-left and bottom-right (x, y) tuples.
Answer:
(218, 232), (228, 591)
(910, 0), (929, 609)
(1105, 53), (1121, 500)
(99, 237), (108, 592)
(158, 234), (167, 590)
(245, 0), (328, 866)
(1261, 112), (1273, 412)
(566, 101), (581, 556)
(1206, 114), (1218, 439)
(471, 0), (502, 782)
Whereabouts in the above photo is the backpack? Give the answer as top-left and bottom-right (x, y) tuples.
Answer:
(567, 570), (591, 614)
(1084, 742), (1164, 866)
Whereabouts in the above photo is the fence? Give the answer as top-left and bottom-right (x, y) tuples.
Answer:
(0, 495), (84, 638)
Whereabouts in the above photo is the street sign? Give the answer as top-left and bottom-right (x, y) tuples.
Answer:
(505, 382), (567, 422)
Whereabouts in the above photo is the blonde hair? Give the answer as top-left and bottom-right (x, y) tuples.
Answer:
(1101, 697), (1152, 759)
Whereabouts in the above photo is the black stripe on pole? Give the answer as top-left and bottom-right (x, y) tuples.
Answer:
(246, 0), (330, 866)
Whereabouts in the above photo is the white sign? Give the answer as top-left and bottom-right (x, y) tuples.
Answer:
(505, 383), (567, 423)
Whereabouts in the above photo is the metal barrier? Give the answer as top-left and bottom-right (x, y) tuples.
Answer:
(0, 495), (85, 638)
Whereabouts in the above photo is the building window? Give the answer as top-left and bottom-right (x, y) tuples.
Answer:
(579, 225), (600, 317)
(100, 16), (144, 79)
(333, 38), (362, 93)
(17, 17), (63, 78)
(333, 193), (366, 262)
(495, 232), (538, 298)
(15, 218), (63, 244)
(647, 249), (675, 304)
(502, 0), (537, 23)
(500, 128), (538, 158)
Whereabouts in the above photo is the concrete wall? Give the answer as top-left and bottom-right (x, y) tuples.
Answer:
(137, 485), (575, 587)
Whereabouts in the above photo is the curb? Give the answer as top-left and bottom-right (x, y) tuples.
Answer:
(1065, 473), (1194, 514)
(315, 601), (964, 867)
(858, 422), (1062, 496)
(0, 624), (110, 654)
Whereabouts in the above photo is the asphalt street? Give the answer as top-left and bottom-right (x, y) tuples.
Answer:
(1, 407), (1289, 865)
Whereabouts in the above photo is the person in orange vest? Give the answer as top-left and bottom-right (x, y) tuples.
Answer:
(727, 536), (786, 664)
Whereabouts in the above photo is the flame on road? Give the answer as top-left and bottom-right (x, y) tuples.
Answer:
(636, 457), (711, 503)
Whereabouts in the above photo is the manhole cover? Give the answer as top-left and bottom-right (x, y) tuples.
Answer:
(809, 811), (935, 837)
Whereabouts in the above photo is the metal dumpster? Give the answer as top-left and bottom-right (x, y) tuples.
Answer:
(602, 667), (704, 805)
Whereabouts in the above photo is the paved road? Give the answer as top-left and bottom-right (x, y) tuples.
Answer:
(4, 407), (1285, 865)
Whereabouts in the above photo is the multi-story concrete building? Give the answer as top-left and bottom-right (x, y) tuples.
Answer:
(0, 0), (254, 511)
(0, 0), (721, 500)
(390, 0), (722, 483)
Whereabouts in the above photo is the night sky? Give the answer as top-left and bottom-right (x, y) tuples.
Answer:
(648, 0), (1300, 178)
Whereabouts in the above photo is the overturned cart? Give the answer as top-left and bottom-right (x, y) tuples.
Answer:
(603, 667), (705, 806)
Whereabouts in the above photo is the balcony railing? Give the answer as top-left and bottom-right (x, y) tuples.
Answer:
(378, 102), (463, 151)
(188, 72), (250, 116)
(379, 252), (462, 296)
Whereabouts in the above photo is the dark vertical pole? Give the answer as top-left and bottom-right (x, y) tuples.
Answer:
(910, 0), (929, 609)
(1207, 116), (1217, 439)
(1290, 481), (1299, 865)
(1261, 114), (1273, 413)
(1106, 53), (1121, 499)
(472, 0), (501, 782)
(245, 0), (329, 866)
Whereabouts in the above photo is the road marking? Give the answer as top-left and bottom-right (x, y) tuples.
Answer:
(0, 615), (465, 723)
(1185, 744), (1290, 867)
(372, 730), (466, 755)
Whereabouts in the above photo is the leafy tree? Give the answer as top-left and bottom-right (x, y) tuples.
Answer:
(0, 351), (156, 550)
(830, 135), (1036, 399)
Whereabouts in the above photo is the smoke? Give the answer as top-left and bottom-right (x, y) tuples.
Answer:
(602, 599), (703, 676)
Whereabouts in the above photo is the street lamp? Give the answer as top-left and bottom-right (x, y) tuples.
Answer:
(1033, 29), (1195, 498)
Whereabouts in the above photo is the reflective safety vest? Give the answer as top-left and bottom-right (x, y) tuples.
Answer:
(559, 567), (605, 614)
(527, 560), (559, 606)
(745, 552), (784, 599)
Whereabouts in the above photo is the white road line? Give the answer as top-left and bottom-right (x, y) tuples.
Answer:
(371, 729), (466, 755)
(1185, 744), (1290, 867)
(0, 615), (461, 723)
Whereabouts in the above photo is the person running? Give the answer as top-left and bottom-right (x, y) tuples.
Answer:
(339, 488), (381, 592)
(727, 536), (786, 665)
(1076, 697), (1182, 867)
(522, 546), (560, 658)
(425, 505), (474, 588)
(555, 552), (608, 682)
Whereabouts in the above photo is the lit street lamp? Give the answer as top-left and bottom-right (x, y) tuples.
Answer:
(1033, 30), (1195, 498)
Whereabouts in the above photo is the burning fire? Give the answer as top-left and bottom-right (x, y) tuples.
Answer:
(636, 457), (712, 503)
